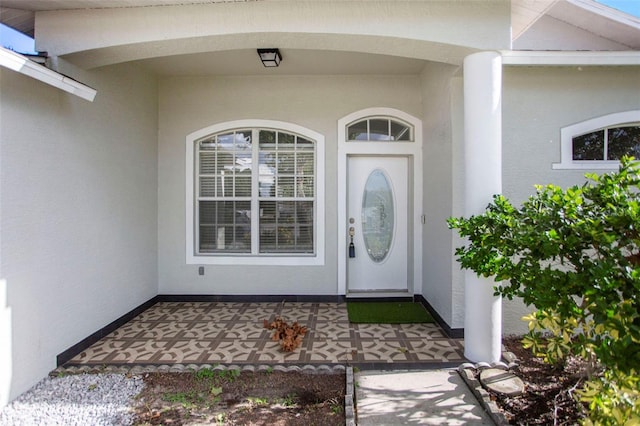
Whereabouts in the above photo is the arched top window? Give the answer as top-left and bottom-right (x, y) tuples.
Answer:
(186, 120), (325, 265)
(553, 111), (640, 170)
(572, 124), (639, 161)
(346, 117), (414, 142)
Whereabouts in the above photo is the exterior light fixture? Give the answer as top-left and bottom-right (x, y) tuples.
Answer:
(257, 48), (282, 67)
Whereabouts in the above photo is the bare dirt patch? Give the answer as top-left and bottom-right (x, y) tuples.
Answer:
(131, 369), (345, 425)
(495, 337), (588, 425)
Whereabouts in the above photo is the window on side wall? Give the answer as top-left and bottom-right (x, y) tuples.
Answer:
(186, 121), (325, 265)
(553, 111), (640, 170)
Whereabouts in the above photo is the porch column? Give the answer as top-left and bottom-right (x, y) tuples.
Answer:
(463, 51), (503, 363)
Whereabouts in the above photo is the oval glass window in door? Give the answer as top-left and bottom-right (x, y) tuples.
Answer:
(361, 169), (394, 263)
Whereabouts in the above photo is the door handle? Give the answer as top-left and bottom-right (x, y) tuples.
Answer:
(348, 226), (356, 258)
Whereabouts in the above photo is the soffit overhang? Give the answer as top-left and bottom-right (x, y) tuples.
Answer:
(546, 0), (640, 49)
(511, 0), (640, 49)
(511, 0), (560, 41)
(3, 0), (637, 77)
(21, 2), (510, 70)
(3, 0), (640, 48)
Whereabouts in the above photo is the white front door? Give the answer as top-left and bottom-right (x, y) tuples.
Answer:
(347, 156), (409, 293)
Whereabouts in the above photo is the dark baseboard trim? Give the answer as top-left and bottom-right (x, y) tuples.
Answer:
(155, 294), (348, 303)
(56, 296), (159, 367)
(416, 295), (464, 339)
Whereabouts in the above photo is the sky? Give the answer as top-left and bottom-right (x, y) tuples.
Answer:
(597, 0), (640, 17)
(1, 24), (37, 55)
(1, 0), (640, 55)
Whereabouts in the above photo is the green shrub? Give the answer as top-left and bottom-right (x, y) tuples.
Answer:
(448, 157), (640, 424)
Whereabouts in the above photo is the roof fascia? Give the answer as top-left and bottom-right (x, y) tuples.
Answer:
(565, 0), (640, 28)
(0, 46), (96, 101)
(501, 50), (640, 66)
(544, 0), (640, 49)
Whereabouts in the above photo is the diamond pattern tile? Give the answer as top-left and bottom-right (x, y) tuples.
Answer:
(65, 302), (465, 366)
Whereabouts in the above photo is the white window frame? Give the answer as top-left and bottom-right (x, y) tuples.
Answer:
(345, 116), (414, 142)
(186, 120), (325, 265)
(553, 110), (640, 170)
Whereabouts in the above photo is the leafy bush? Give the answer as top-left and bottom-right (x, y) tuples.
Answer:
(448, 157), (640, 424)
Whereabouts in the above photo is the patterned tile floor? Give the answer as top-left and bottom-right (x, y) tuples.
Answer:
(66, 302), (465, 367)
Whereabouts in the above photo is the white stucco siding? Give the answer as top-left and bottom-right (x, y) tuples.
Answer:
(450, 75), (466, 330)
(503, 66), (640, 205)
(34, 1), (510, 69)
(501, 65), (640, 335)
(158, 74), (422, 295)
(0, 62), (158, 404)
(420, 62), (462, 328)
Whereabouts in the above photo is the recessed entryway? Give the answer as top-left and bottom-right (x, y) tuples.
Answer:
(337, 108), (423, 297)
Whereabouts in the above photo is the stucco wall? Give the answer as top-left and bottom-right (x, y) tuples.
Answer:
(157, 74), (422, 295)
(420, 63), (462, 328)
(0, 61), (158, 404)
(450, 75), (466, 330)
(501, 65), (640, 335)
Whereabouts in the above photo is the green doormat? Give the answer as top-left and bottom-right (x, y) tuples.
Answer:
(347, 302), (435, 324)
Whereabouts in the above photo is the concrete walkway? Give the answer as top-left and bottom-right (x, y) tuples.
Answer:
(355, 369), (493, 425)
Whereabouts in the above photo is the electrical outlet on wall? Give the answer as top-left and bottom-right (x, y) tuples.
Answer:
(198, 266), (205, 276)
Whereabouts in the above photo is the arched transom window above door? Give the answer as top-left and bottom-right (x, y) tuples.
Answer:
(346, 117), (414, 142)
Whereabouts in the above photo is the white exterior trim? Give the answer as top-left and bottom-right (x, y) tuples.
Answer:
(337, 108), (423, 296)
(0, 47), (96, 101)
(567, 0), (640, 29)
(185, 119), (325, 266)
(501, 50), (640, 66)
(553, 110), (640, 170)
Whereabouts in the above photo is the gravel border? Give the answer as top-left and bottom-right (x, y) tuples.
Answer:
(0, 373), (143, 426)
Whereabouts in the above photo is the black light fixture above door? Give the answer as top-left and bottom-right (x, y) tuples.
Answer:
(257, 48), (282, 67)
